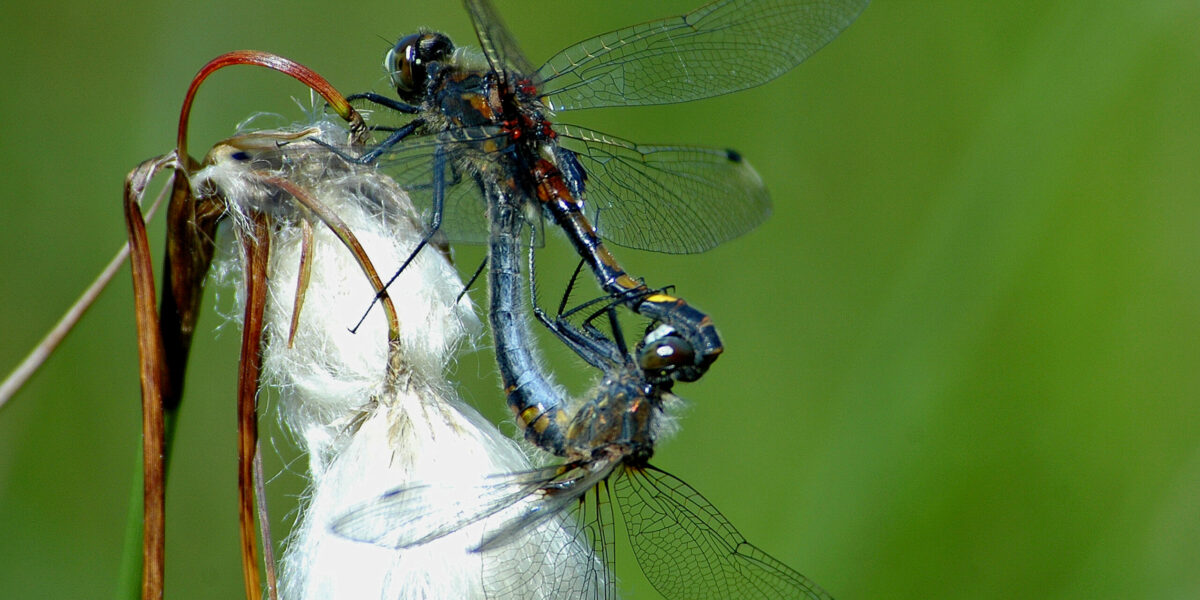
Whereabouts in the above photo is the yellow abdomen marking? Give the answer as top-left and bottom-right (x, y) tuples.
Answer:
(644, 293), (678, 304)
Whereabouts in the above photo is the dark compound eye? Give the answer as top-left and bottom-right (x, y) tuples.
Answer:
(638, 329), (698, 381)
(387, 32), (454, 102)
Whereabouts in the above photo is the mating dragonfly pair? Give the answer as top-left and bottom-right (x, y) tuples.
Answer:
(321, 0), (868, 597)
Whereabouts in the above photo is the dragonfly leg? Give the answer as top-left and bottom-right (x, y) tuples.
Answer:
(351, 145), (448, 332)
(526, 240), (623, 370)
(345, 92), (419, 114)
(455, 256), (488, 304)
(381, 144), (447, 287)
(358, 119), (422, 163)
(306, 118), (423, 166)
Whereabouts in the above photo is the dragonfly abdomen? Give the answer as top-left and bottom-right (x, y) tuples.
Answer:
(531, 158), (725, 383)
(488, 182), (570, 456)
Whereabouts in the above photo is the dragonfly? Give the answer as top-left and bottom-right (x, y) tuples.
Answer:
(337, 0), (870, 385)
(332, 194), (835, 599)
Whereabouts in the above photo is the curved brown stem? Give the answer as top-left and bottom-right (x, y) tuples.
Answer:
(236, 212), (271, 600)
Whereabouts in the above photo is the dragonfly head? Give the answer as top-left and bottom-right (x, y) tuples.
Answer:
(386, 31), (454, 103)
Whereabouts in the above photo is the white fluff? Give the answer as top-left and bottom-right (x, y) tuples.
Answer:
(199, 121), (595, 600)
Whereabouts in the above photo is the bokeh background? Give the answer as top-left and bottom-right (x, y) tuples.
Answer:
(2, 1), (1198, 598)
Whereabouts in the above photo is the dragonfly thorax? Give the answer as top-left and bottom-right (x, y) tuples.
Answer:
(563, 366), (661, 465)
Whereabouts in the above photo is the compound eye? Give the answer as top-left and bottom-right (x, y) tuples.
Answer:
(638, 334), (697, 379)
(387, 32), (453, 101)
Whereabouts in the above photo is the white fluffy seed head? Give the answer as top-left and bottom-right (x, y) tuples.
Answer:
(197, 121), (482, 448)
(200, 120), (594, 599)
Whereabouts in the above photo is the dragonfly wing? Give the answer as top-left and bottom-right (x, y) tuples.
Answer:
(537, 0), (869, 111)
(557, 124), (770, 254)
(366, 126), (504, 246)
(330, 467), (555, 549)
(481, 466), (617, 600)
(614, 465), (835, 600)
(464, 0), (538, 79)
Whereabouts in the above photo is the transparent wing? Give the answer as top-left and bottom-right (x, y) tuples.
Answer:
(464, 0), (537, 79)
(474, 463), (610, 552)
(331, 464), (618, 599)
(331, 467), (555, 549)
(557, 124), (770, 254)
(537, 0), (869, 111)
(481, 474), (617, 600)
(362, 125), (500, 246)
(615, 465), (835, 600)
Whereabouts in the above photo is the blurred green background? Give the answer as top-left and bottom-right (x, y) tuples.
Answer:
(2, 1), (1198, 598)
